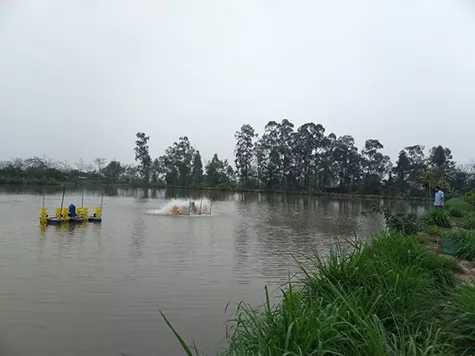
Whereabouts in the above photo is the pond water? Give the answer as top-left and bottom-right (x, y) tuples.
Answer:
(0, 186), (425, 356)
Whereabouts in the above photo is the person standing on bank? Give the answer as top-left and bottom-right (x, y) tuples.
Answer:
(434, 186), (444, 208)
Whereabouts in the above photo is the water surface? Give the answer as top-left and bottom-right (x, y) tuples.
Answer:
(0, 186), (423, 355)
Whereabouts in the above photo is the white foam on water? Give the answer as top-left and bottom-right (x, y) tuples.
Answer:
(146, 198), (214, 216)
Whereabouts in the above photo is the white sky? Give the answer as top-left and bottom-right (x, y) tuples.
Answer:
(1, 0), (474, 166)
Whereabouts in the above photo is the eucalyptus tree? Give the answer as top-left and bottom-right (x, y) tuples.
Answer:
(361, 139), (391, 194)
(150, 158), (161, 184)
(205, 153), (232, 186)
(255, 121), (281, 190)
(332, 135), (362, 192)
(292, 122), (326, 191)
(234, 124), (257, 188)
(428, 145), (455, 178)
(392, 150), (412, 195)
(103, 160), (123, 184)
(277, 119), (295, 191)
(191, 150), (203, 186)
(160, 136), (195, 187)
(134, 132), (152, 183)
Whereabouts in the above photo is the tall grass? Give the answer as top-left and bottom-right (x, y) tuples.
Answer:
(220, 235), (458, 355)
(443, 285), (475, 355)
(423, 208), (452, 228)
(462, 213), (475, 230)
(445, 230), (475, 261)
(163, 234), (475, 355)
(448, 207), (464, 218)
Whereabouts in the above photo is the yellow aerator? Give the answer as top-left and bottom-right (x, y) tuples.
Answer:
(40, 208), (48, 224)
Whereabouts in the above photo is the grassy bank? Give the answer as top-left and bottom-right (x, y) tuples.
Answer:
(164, 230), (475, 355)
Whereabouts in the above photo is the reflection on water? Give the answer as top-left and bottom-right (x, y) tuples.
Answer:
(0, 186), (423, 356)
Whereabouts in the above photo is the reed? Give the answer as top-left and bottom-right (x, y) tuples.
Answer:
(445, 230), (475, 261)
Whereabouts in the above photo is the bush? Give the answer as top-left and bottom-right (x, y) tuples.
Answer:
(423, 208), (452, 228)
(365, 205), (419, 235)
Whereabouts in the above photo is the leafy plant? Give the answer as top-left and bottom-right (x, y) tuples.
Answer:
(365, 205), (419, 235)
(423, 208), (452, 228)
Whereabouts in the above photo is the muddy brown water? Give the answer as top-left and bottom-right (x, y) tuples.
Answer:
(0, 186), (424, 356)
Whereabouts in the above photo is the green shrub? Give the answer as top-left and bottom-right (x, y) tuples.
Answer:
(424, 208), (452, 228)
(366, 205), (419, 235)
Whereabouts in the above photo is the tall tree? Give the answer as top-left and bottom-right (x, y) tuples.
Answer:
(93, 158), (106, 173)
(400, 145), (427, 195)
(332, 135), (361, 192)
(103, 160), (123, 184)
(256, 121), (282, 190)
(234, 124), (256, 188)
(361, 139), (391, 194)
(205, 153), (232, 186)
(277, 119), (295, 191)
(150, 158), (161, 184)
(428, 145), (455, 178)
(134, 132), (152, 183)
(191, 151), (203, 186)
(160, 136), (195, 186)
(319, 132), (337, 189)
(392, 150), (411, 195)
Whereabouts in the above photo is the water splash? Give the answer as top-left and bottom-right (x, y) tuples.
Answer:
(147, 198), (213, 216)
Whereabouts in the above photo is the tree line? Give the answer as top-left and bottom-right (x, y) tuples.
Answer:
(1, 119), (474, 197)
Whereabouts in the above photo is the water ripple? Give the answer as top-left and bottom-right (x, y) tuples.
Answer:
(0, 189), (395, 356)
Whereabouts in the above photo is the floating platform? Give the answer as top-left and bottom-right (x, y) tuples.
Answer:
(39, 187), (105, 227)
(45, 218), (63, 225)
(44, 216), (101, 225)
(41, 207), (103, 226)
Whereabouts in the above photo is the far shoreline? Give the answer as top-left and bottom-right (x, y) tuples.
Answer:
(0, 181), (429, 202)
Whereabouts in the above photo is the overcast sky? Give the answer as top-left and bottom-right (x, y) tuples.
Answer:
(1, 0), (474, 167)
